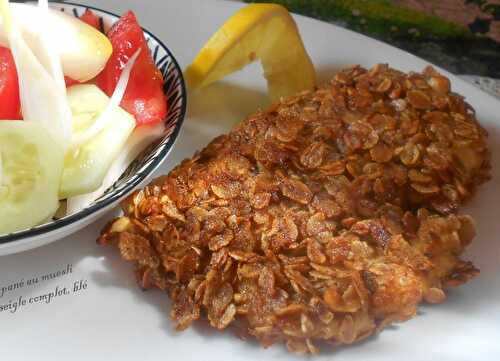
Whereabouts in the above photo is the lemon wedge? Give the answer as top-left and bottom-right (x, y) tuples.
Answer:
(184, 4), (316, 101)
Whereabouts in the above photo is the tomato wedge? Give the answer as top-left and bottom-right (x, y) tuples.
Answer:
(79, 9), (101, 31)
(0, 46), (21, 120)
(96, 11), (167, 125)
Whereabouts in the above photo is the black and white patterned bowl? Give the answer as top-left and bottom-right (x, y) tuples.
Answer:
(0, 1), (186, 255)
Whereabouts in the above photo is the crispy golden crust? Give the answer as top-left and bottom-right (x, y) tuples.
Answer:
(99, 64), (490, 353)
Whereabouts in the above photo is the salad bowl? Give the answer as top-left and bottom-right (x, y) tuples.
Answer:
(0, 1), (187, 255)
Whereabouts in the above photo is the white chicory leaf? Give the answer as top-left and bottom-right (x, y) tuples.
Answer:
(0, 2), (113, 82)
(37, 0), (67, 91)
(0, 0), (72, 151)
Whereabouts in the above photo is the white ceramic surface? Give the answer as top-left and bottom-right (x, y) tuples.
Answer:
(0, 0), (499, 360)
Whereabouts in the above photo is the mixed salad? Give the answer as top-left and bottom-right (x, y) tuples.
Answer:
(0, 0), (168, 235)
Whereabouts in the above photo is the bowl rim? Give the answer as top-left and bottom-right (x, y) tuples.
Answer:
(0, 1), (187, 245)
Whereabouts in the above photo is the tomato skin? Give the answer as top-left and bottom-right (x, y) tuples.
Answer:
(64, 76), (80, 87)
(96, 11), (167, 125)
(0, 46), (21, 120)
(80, 9), (101, 31)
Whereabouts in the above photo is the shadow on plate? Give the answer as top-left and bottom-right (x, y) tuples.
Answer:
(456, 123), (500, 307)
(316, 64), (345, 85)
(90, 246), (181, 338)
(188, 81), (269, 122)
(0, 215), (114, 300)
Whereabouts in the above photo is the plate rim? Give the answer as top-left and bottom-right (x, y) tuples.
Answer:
(0, 0), (187, 245)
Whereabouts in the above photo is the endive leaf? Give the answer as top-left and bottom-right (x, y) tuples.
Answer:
(0, 0), (72, 151)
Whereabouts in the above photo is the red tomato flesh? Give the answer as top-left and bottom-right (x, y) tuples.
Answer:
(96, 11), (167, 125)
(64, 76), (80, 87)
(80, 9), (101, 31)
(0, 46), (21, 120)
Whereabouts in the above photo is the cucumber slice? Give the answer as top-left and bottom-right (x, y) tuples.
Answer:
(0, 121), (63, 235)
(60, 84), (135, 199)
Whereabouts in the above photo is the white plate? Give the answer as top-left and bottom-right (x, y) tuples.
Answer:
(0, 0), (499, 360)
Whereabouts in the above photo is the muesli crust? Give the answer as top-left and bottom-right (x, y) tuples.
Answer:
(99, 64), (490, 353)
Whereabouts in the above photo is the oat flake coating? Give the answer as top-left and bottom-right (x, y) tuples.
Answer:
(99, 64), (490, 354)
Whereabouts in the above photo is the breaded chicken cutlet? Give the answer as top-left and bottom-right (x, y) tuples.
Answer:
(99, 64), (491, 354)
